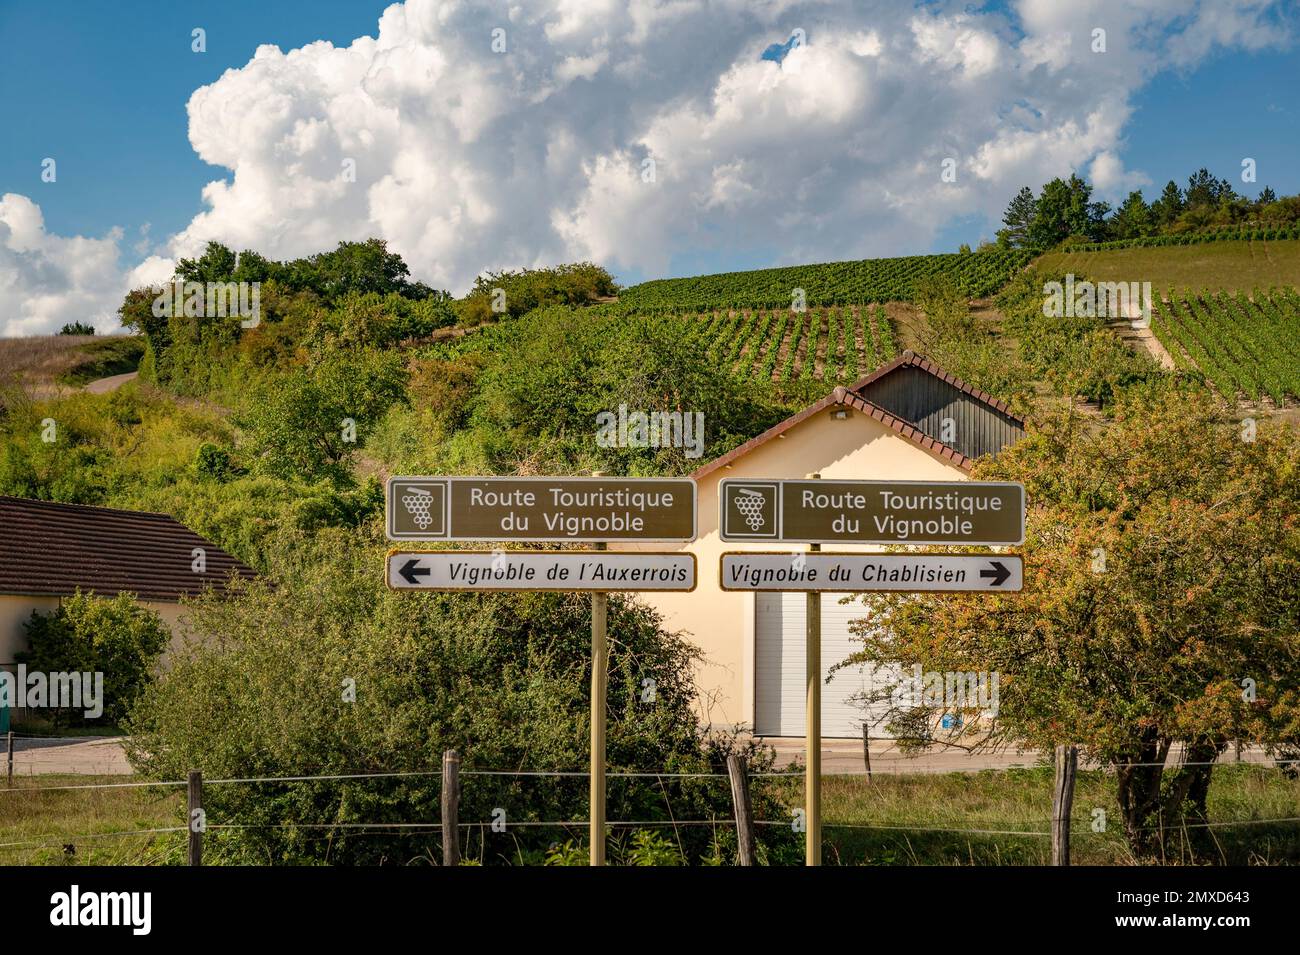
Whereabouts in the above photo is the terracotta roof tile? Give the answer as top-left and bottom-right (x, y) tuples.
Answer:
(0, 496), (256, 602)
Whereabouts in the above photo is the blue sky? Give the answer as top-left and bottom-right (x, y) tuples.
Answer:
(0, 0), (390, 244)
(1, 0), (1297, 333)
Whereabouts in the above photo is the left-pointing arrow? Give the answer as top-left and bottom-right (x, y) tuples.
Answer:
(399, 558), (431, 586)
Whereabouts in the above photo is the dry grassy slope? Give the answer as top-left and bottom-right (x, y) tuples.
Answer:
(0, 335), (98, 397)
(0, 335), (143, 397)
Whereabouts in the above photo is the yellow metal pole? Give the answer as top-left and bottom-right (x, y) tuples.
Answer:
(805, 473), (821, 866)
(591, 541), (608, 866)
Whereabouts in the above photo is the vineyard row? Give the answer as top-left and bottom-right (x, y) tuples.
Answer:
(1152, 288), (1300, 405)
(690, 304), (899, 384)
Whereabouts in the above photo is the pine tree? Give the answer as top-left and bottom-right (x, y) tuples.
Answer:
(1151, 180), (1184, 226)
(999, 186), (1037, 248)
(1112, 190), (1153, 239)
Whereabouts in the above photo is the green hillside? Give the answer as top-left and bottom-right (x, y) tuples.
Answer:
(616, 249), (1033, 312)
(1035, 238), (1300, 293)
(1153, 289), (1300, 403)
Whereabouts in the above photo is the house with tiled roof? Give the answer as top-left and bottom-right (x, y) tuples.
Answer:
(0, 496), (256, 674)
(615, 351), (1026, 738)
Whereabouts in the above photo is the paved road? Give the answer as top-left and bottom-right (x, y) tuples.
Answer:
(6, 736), (133, 776)
(83, 371), (139, 394)
(766, 738), (1044, 774)
(765, 738), (1277, 775)
(5, 735), (1277, 778)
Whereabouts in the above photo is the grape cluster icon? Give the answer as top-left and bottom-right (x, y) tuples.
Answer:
(402, 487), (435, 529)
(736, 488), (768, 531)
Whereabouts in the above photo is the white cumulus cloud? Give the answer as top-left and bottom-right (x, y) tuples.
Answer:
(1, 0), (1293, 335)
(0, 195), (130, 337)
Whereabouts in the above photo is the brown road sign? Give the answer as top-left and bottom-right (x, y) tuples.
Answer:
(387, 476), (697, 542)
(719, 552), (1023, 592)
(387, 550), (697, 592)
(719, 478), (1024, 545)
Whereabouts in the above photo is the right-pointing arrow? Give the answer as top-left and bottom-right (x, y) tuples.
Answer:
(980, 560), (1011, 587)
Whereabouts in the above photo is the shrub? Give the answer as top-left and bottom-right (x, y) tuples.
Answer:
(239, 346), (406, 484)
(194, 443), (235, 481)
(125, 528), (797, 865)
(17, 593), (170, 727)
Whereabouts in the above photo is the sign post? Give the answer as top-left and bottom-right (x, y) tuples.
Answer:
(590, 542), (608, 867)
(719, 476), (1025, 867)
(805, 477), (822, 865)
(386, 475), (697, 868)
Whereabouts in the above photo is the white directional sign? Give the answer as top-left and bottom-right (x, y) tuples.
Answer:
(719, 552), (1023, 592)
(387, 550), (697, 592)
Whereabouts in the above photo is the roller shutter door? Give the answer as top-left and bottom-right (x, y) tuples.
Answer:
(754, 591), (892, 738)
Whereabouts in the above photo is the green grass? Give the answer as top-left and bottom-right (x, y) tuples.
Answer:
(1035, 239), (1300, 294)
(56, 336), (145, 386)
(7, 765), (1298, 865)
(0, 775), (185, 866)
(765, 764), (1300, 866)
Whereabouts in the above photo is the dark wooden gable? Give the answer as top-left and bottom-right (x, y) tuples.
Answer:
(853, 364), (1025, 462)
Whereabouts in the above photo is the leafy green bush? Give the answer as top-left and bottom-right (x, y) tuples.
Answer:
(997, 268), (1164, 407)
(456, 262), (618, 325)
(194, 443), (235, 480)
(239, 346), (406, 484)
(462, 307), (785, 474)
(125, 527), (797, 865)
(17, 593), (170, 727)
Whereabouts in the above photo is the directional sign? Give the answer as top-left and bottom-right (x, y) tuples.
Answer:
(387, 476), (697, 542)
(719, 479), (1024, 545)
(719, 553), (1023, 592)
(387, 550), (697, 592)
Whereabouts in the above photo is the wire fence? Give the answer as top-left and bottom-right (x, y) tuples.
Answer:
(3, 753), (1300, 865)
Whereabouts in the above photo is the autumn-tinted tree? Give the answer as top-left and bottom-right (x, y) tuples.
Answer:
(843, 384), (1300, 857)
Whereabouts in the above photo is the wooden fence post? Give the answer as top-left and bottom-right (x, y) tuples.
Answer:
(727, 755), (757, 866)
(1051, 745), (1078, 866)
(442, 749), (461, 867)
(187, 770), (203, 867)
(861, 726), (872, 782)
(6, 731), (13, 788)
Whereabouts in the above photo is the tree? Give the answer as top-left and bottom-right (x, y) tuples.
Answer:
(17, 593), (170, 727)
(842, 385), (1300, 858)
(998, 186), (1037, 248)
(1258, 186), (1278, 206)
(1151, 180), (1184, 226)
(1027, 175), (1108, 248)
(59, 322), (95, 335)
(176, 241), (238, 284)
(1184, 168), (1235, 209)
(240, 346), (407, 483)
(1110, 190), (1154, 240)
